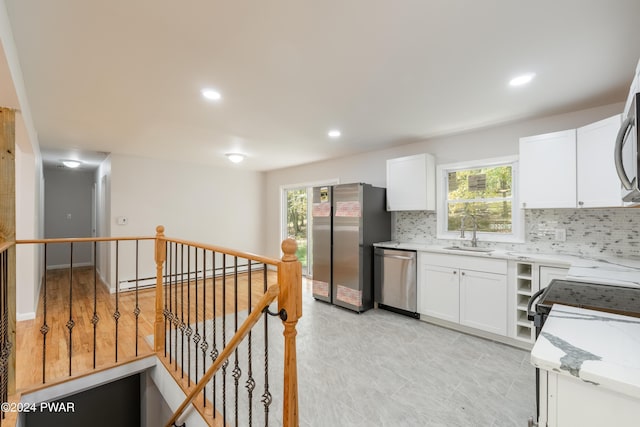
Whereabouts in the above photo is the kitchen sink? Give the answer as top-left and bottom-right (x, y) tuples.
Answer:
(442, 246), (494, 253)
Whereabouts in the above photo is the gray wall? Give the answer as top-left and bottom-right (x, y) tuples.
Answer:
(44, 167), (95, 268)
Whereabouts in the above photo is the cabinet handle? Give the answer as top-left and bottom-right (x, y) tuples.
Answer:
(522, 202), (527, 208)
(578, 201), (584, 206)
(453, 270), (457, 275)
(461, 272), (465, 276)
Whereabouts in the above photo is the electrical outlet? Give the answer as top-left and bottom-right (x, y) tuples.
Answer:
(116, 216), (128, 225)
(554, 228), (566, 242)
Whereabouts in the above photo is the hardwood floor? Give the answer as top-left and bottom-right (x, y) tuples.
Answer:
(15, 266), (278, 393)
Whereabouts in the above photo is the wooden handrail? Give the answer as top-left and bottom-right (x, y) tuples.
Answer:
(0, 241), (13, 253)
(165, 283), (280, 427)
(159, 236), (282, 267)
(16, 236), (155, 244)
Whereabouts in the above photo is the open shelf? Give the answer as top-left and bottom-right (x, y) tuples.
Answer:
(513, 261), (536, 344)
(516, 325), (534, 341)
(517, 278), (532, 294)
(517, 263), (532, 277)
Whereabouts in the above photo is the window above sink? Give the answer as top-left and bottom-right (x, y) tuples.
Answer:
(436, 156), (525, 244)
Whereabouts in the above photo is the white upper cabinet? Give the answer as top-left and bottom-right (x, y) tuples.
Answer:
(576, 114), (623, 208)
(519, 129), (577, 209)
(520, 115), (624, 209)
(386, 153), (436, 211)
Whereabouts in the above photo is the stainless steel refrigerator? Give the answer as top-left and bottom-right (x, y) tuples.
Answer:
(311, 183), (391, 312)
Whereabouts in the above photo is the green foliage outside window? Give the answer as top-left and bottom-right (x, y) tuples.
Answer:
(446, 165), (513, 233)
(286, 189), (307, 266)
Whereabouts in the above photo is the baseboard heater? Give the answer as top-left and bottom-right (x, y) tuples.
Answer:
(117, 263), (270, 293)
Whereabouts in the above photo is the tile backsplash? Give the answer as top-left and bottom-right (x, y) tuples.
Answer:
(394, 208), (640, 259)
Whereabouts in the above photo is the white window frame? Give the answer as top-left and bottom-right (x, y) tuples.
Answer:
(436, 155), (524, 243)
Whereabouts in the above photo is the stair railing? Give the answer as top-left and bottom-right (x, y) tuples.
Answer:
(155, 228), (302, 427)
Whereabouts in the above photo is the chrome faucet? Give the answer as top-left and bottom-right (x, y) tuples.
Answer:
(460, 215), (479, 247)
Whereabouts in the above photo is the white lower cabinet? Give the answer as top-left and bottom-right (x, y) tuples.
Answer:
(418, 253), (507, 336)
(420, 263), (459, 323)
(459, 269), (507, 335)
(539, 370), (640, 427)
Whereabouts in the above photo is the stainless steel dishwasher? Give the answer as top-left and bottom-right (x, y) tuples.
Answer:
(374, 247), (419, 318)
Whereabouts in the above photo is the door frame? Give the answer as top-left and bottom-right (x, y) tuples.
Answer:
(280, 178), (339, 277)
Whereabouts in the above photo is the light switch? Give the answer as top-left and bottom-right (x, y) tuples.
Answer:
(554, 228), (566, 242)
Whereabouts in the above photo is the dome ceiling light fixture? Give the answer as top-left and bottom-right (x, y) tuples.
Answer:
(225, 153), (245, 163)
(509, 73), (536, 87)
(201, 88), (222, 101)
(62, 160), (81, 168)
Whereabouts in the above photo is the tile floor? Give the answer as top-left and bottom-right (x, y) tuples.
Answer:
(183, 287), (537, 426)
(295, 291), (536, 427)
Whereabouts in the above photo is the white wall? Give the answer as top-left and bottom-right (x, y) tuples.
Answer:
(264, 102), (625, 258)
(107, 153), (265, 291)
(15, 129), (41, 320)
(95, 156), (111, 287)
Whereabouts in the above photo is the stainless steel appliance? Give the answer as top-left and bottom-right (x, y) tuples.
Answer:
(311, 183), (391, 312)
(615, 92), (640, 202)
(374, 247), (418, 318)
(310, 186), (332, 303)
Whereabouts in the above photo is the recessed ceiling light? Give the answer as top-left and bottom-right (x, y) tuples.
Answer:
(328, 130), (341, 138)
(62, 160), (81, 168)
(225, 153), (245, 163)
(201, 88), (222, 101)
(509, 73), (536, 87)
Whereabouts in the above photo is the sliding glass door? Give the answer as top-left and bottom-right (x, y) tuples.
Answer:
(284, 187), (310, 275)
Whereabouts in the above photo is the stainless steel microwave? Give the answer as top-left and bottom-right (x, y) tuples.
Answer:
(615, 92), (640, 202)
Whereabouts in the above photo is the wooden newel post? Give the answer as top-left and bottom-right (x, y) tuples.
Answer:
(278, 238), (302, 427)
(0, 108), (16, 394)
(154, 225), (166, 352)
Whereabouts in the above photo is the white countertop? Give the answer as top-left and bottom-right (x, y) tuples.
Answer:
(373, 241), (640, 288)
(530, 304), (640, 400)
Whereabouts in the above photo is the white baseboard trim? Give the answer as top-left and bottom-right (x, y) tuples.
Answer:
(46, 262), (94, 270)
(17, 312), (36, 321)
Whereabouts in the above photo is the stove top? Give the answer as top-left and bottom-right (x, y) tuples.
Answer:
(536, 279), (640, 319)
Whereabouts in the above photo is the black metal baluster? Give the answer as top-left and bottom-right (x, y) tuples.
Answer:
(67, 242), (75, 376)
(1, 250), (8, 420)
(168, 242), (173, 364)
(261, 264), (271, 427)
(0, 250), (4, 424)
(1, 250), (5, 422)
(246, 259), (254, 427)
(180, 244), (186, 378)
(162, 241), (171, 363)
(193, 248), (200, 386)
(186, 247), (192, 387)
(92, 242), (99, 368)
(113, 241), (120, 363)
(40, 244), (49, 383)
(201, 248), (208, 407)
(233, 256), (241, 425)
(134, 240), (140, 356)
(1, 250), (8, 413)
(210, 251), (218, 420)
(222, 254), (227, 426)
(174, 242), (179, 372)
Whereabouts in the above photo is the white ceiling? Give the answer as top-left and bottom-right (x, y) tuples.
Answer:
(5, 0), (640, 171)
